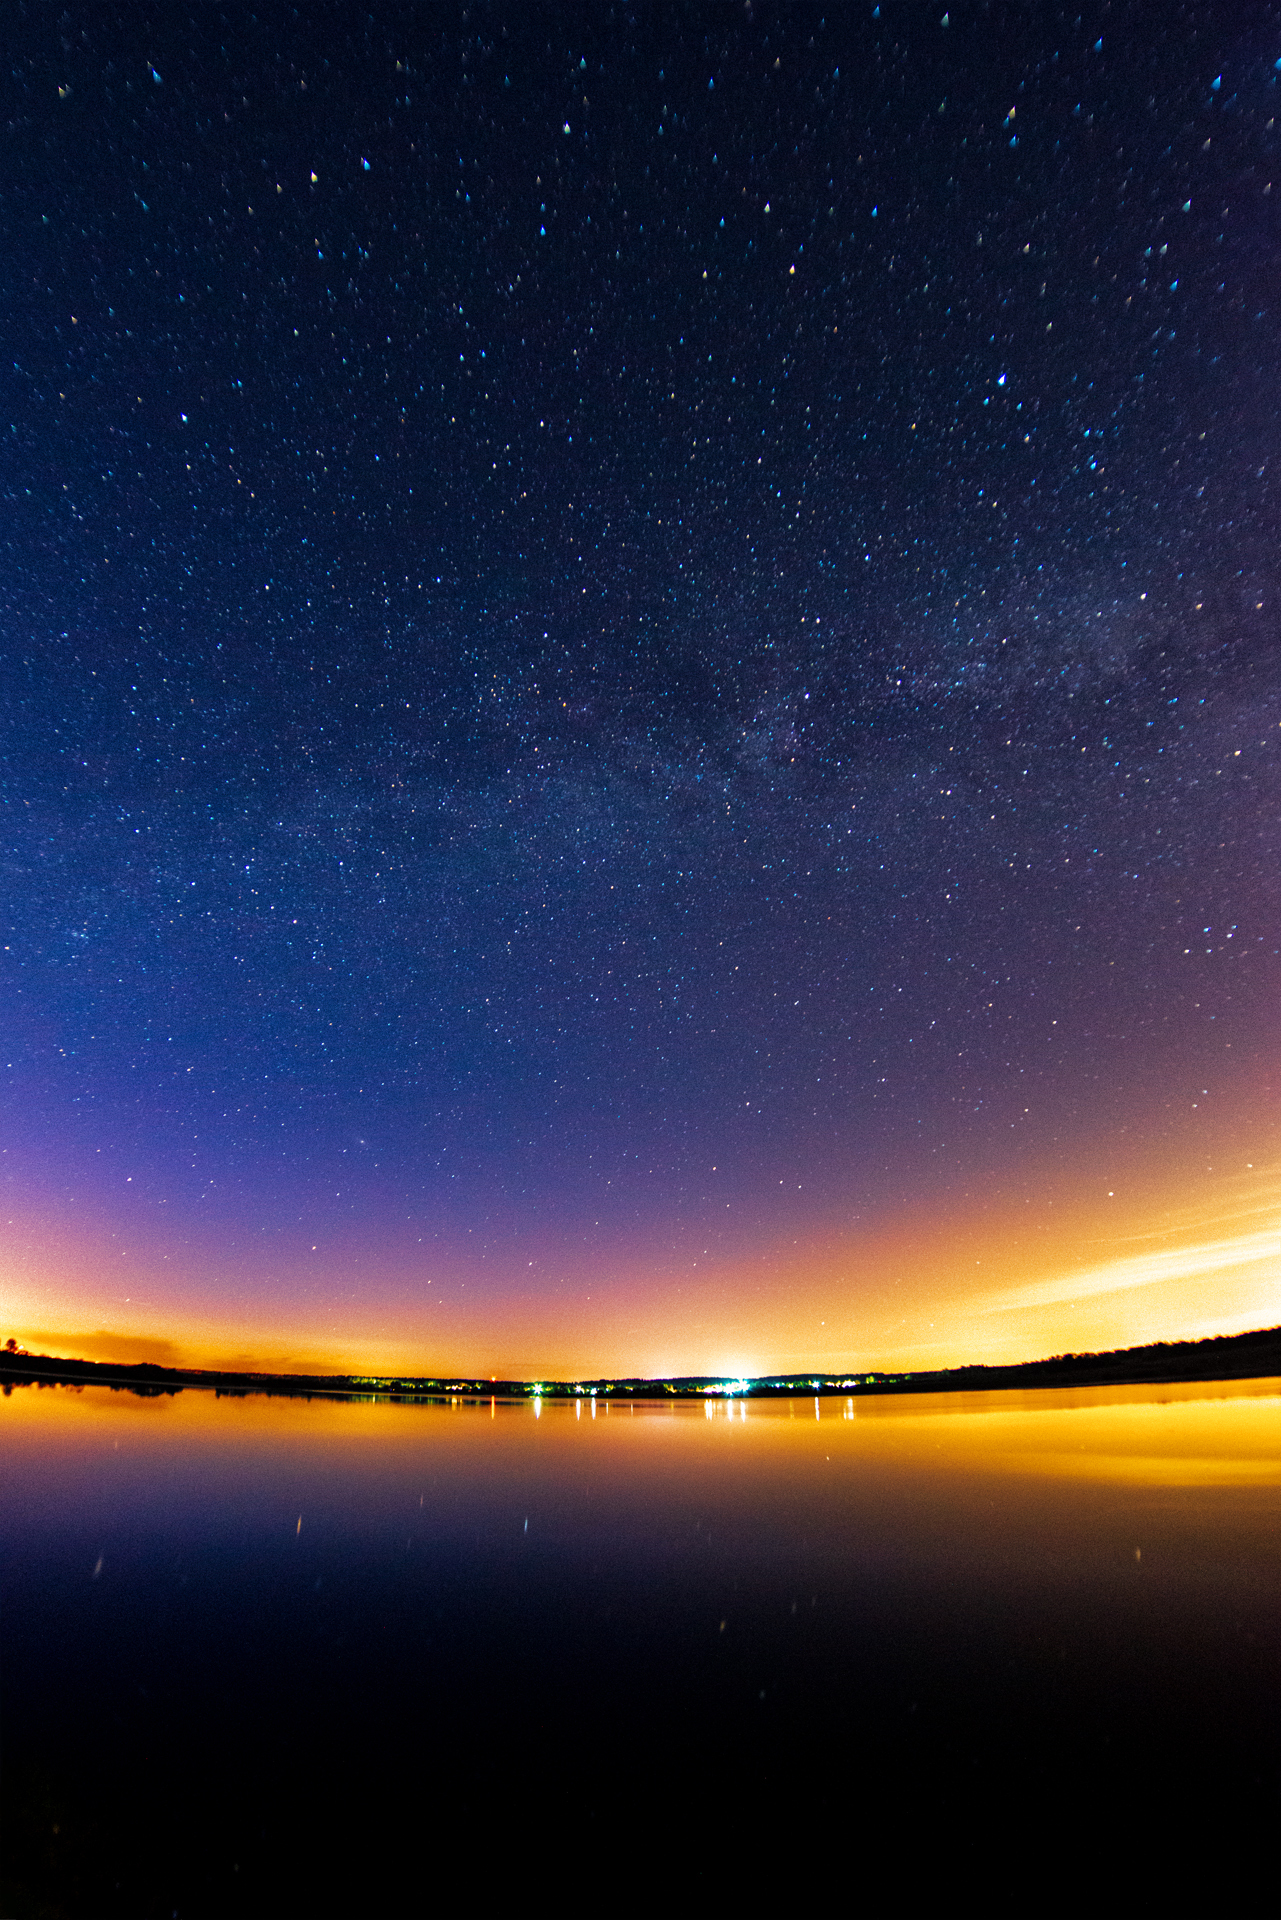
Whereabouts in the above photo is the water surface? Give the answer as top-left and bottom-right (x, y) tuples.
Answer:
(4, 1379), (1280, 1910)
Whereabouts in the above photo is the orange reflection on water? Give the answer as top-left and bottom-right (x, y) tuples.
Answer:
(5, 1374), (1280, 1491)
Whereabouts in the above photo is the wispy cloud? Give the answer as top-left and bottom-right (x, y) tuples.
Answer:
(979, 1223), (1279, 1317)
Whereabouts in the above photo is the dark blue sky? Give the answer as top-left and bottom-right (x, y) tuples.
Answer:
(3, 2), (1278, 1370)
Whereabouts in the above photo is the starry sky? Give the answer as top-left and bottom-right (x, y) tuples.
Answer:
(3, 1), (1278, 1379)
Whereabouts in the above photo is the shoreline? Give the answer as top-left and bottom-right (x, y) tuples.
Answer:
(4, 1323), (1281, 1404)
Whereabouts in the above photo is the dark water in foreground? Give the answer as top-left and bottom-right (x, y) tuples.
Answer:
(3, 1379), (1280, 1912)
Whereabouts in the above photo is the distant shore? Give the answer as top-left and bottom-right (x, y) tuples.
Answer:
(3, 1324), (1280, 1404)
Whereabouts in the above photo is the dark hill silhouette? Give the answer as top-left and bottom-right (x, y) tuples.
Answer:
(3, 1324), (1280, 1403)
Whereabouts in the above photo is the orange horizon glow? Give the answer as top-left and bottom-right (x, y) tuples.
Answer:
(6, 1124), (1277, 1381)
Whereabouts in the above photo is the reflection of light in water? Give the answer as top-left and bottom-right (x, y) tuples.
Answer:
(6, 1372), (1280, 1908)
(13, 1377), (1277, 1492)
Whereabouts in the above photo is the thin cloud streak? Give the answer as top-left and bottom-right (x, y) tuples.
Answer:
(978, 1224), (1280, 1319)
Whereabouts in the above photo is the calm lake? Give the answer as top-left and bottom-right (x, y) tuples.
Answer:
(4, 1377), (1280, 1911)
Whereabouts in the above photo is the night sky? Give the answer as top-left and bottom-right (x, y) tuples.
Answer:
(3, 2), (1278, 1378)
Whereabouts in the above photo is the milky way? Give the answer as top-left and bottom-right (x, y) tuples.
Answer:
(2, 3), (1278, 1374)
